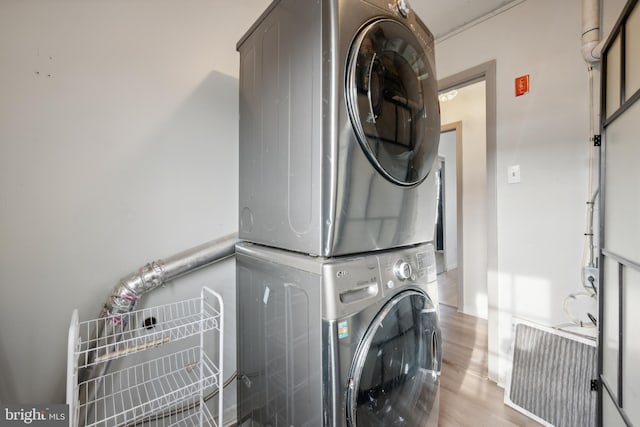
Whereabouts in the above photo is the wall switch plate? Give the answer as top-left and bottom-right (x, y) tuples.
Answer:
(508, 165), (521, 184)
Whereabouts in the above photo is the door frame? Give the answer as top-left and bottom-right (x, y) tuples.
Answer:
(598, 0), (640, 424)
(435, 155), (446, 269)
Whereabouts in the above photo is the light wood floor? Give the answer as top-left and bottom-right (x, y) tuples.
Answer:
(437, 304), (539, 427)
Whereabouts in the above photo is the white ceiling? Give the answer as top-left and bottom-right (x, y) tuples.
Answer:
(411, 0), (524, 41)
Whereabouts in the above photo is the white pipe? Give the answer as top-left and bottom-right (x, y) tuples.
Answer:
(587, 188), (600, 267)
(582, 0), (601, 63)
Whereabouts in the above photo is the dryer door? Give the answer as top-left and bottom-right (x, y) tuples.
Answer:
(347, 290), (441, 426)
(346, 18), (440, 186)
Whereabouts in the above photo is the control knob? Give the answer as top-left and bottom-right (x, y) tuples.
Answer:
(396, 0), (411, 17)
(393, 260), (413, 280)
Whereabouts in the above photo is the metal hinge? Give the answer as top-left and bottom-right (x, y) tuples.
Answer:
(591, 379), (599, 391)
(593, 135), (601, 147)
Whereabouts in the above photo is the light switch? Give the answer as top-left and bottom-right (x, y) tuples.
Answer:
(508, 165), (521, 184)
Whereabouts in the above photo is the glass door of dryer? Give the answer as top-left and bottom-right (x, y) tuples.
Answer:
(347, 290), (442, 427)
(347, 18), (440, 186)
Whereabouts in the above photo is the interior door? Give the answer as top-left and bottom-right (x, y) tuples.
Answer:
(599, 1), (640, 425)
(346, 18), (440, 186)
(347, 290), (441, 427)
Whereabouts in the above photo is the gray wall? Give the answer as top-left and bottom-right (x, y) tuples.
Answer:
(434, 0), (627, 383)
(0, 0), (270, 405)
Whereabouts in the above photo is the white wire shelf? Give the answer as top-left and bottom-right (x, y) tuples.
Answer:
(79, 346), (218, 426)
(75, 295), (221, 369)
(67, 287), (223, 427)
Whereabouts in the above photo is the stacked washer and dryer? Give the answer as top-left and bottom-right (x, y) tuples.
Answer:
(235, 0), (442, 425)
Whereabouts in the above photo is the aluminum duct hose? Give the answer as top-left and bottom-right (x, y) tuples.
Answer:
(77, 232), (238, 426)
(101, 233), (238, 320)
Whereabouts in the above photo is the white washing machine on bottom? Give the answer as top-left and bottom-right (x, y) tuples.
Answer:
(236, 242), (442, 426)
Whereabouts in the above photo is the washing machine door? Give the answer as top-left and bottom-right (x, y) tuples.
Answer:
(347, 290), (441, 427)
(346, 18), (440, 186)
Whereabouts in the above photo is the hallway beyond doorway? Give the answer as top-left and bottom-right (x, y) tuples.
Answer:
(437, 260), (459, 308)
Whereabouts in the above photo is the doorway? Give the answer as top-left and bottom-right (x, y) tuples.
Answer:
(437, 80), (487, 318)
(437, 60), (499, 381)
(436, 125), (461, 308)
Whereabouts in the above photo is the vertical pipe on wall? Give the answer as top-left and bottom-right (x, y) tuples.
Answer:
(582, 0), (602, 63)
(582, 0), (602, 276)
(563, 0), (603, 329)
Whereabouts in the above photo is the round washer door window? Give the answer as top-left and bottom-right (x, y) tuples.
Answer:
(347, 290), (442, 426)
(347, 19), (440, 186)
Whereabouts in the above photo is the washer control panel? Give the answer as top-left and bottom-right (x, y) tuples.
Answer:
(378, 244), (436, 292)
(322, 243), (436, 319)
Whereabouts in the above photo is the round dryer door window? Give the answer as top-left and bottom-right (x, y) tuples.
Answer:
(347, 290), (442, 426)
(347, 19), (440, 186)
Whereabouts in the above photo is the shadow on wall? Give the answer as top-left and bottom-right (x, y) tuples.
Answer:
(0, 70), (240, 404)
(0, 342), (16, 403)
(72, 69), (241, 257)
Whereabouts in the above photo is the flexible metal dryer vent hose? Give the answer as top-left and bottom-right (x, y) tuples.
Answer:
(77, 232), (238, 427)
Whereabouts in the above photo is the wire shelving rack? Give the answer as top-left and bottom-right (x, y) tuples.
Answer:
(66, 287), (223, 427)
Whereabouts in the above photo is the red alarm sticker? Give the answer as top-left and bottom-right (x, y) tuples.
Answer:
(515, 74), (530, 97)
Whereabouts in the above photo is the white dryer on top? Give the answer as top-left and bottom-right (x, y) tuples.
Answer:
(237, 0), (440, 256)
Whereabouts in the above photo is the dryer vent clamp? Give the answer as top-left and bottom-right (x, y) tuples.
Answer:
(237, 0), (441, 257)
